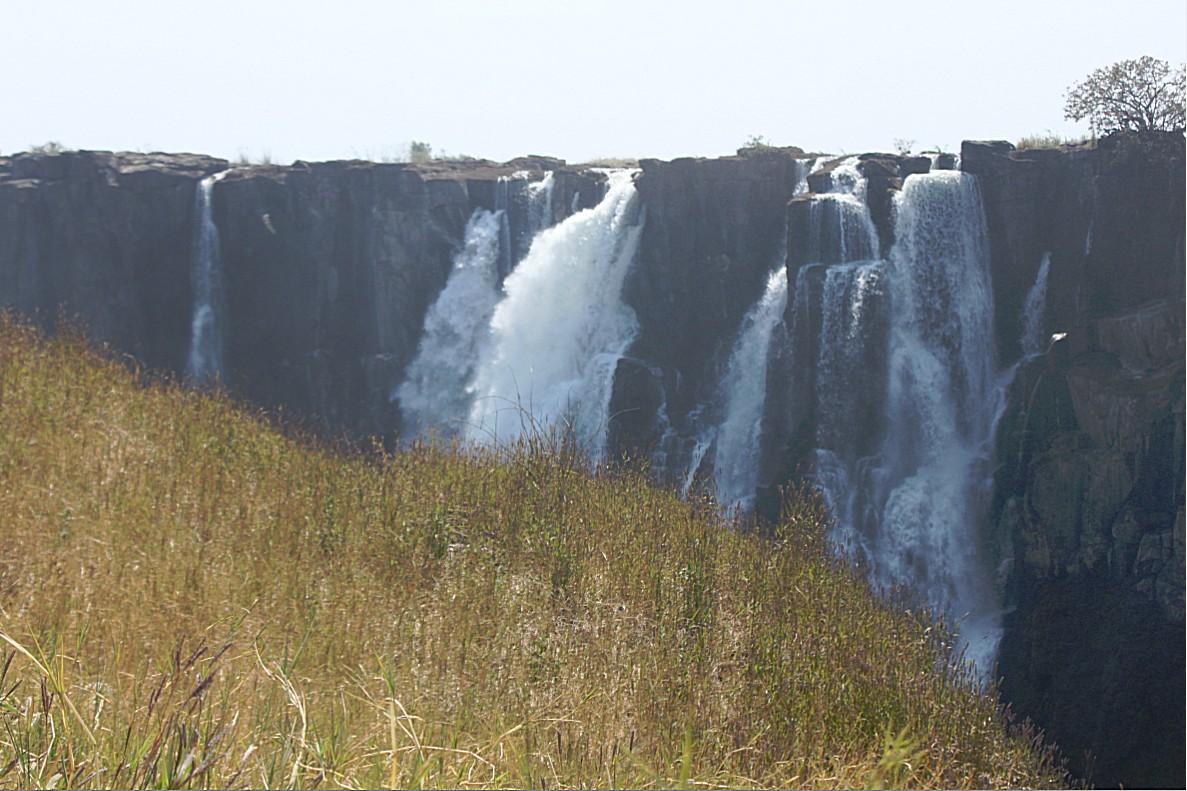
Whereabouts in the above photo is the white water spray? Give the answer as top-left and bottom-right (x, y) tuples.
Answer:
(186, 170), (231, 383)
(874, 171), (1003, 673)
(467, 170), (644, 455)
(397, 209), (503, 436)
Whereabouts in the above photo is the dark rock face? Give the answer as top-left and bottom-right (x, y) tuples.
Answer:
(615, 152), (804, 456)
(0, 150), (229, 368)
(968, 133), (1186, 788)
(962, 133), (1186, 361)
(607, 357), (666, 460)
(997, 577), (1185, 790)
(212, 161), (470, 438)
(855, 154), (903, 256)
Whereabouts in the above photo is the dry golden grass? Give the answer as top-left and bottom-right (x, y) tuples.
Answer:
(0, 315), (1067, 789)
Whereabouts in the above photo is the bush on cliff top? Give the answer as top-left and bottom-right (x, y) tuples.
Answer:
(0, 315), (1067, 789)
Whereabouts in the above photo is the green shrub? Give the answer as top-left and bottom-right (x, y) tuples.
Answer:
(27, 141), (68, 155)
(408, 140), (433, 163)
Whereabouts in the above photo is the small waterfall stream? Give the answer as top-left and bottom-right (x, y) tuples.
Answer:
(1020, 252), (1051, 358)
(186, 170), (231, 383)
(495, 171), (557, 279)
(712, 263), (789, 508)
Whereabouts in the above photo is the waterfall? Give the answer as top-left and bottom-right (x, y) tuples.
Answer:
(712, 264), (789, 508)
(793, 163), (889, 559)
(793, 156), (824, 195)
(803, 159), (881, 264)
(872, 171), (1002, 673)
(396, 209), (503, 437)
(186, 170), (231, 383)
(772, 167), (1004, 673)
(1020, 252), (1051, 358)
(467, 170), (644, 455)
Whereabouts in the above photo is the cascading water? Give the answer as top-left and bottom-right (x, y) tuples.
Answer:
(1020, 252), (1051, 358)
(764, 165), (1004, 674)
(803, 158), (881, 264)
(792, 156), (823, 196)
(396, 209), (503, 436)
(527, 174), (555, 233)
(186, 170), (231, 383)
(867, 171), (1003, 673)
(790, 161), (890, 558)
(467, 170), (644, 455)
(711, 263), (789, 508)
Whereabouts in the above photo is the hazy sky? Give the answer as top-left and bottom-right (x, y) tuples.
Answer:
(4, 0), (1185, 164)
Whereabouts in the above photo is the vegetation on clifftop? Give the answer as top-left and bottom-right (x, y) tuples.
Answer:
(0, 316), (1066, 789)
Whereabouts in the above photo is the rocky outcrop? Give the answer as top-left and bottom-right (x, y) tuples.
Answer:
(969, 133), (1186, 789)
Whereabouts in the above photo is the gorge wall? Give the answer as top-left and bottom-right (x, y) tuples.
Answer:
(1, 136), (1182, 787)
(963, 133), (1185, 788)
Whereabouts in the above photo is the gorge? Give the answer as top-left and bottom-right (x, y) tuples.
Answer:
(1, 134), (1182, 787)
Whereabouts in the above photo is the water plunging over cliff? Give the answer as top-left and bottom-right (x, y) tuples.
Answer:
(786, 163), (890, 558)
(804, 159), (881, 264)
(868, 171), (1002, 672)
(396, 210), (503, 436)
(467, 170), (644, 455)
(768, 168), (1004, 673)
(712, 262), (789, 508)
(186, 170), (231, 383)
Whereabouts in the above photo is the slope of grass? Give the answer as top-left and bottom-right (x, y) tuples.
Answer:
(0, 316), (1066, 789)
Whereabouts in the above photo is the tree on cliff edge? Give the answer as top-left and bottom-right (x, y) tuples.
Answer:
(1064, 56), (1186, 135)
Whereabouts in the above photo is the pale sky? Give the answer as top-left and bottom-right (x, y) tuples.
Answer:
(3, 0), (1185, 164)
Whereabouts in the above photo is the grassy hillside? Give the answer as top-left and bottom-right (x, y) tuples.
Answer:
(0, 316), (1065, 789)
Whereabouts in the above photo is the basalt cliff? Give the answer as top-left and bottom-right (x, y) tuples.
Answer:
(1, 134), (1182, 787)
